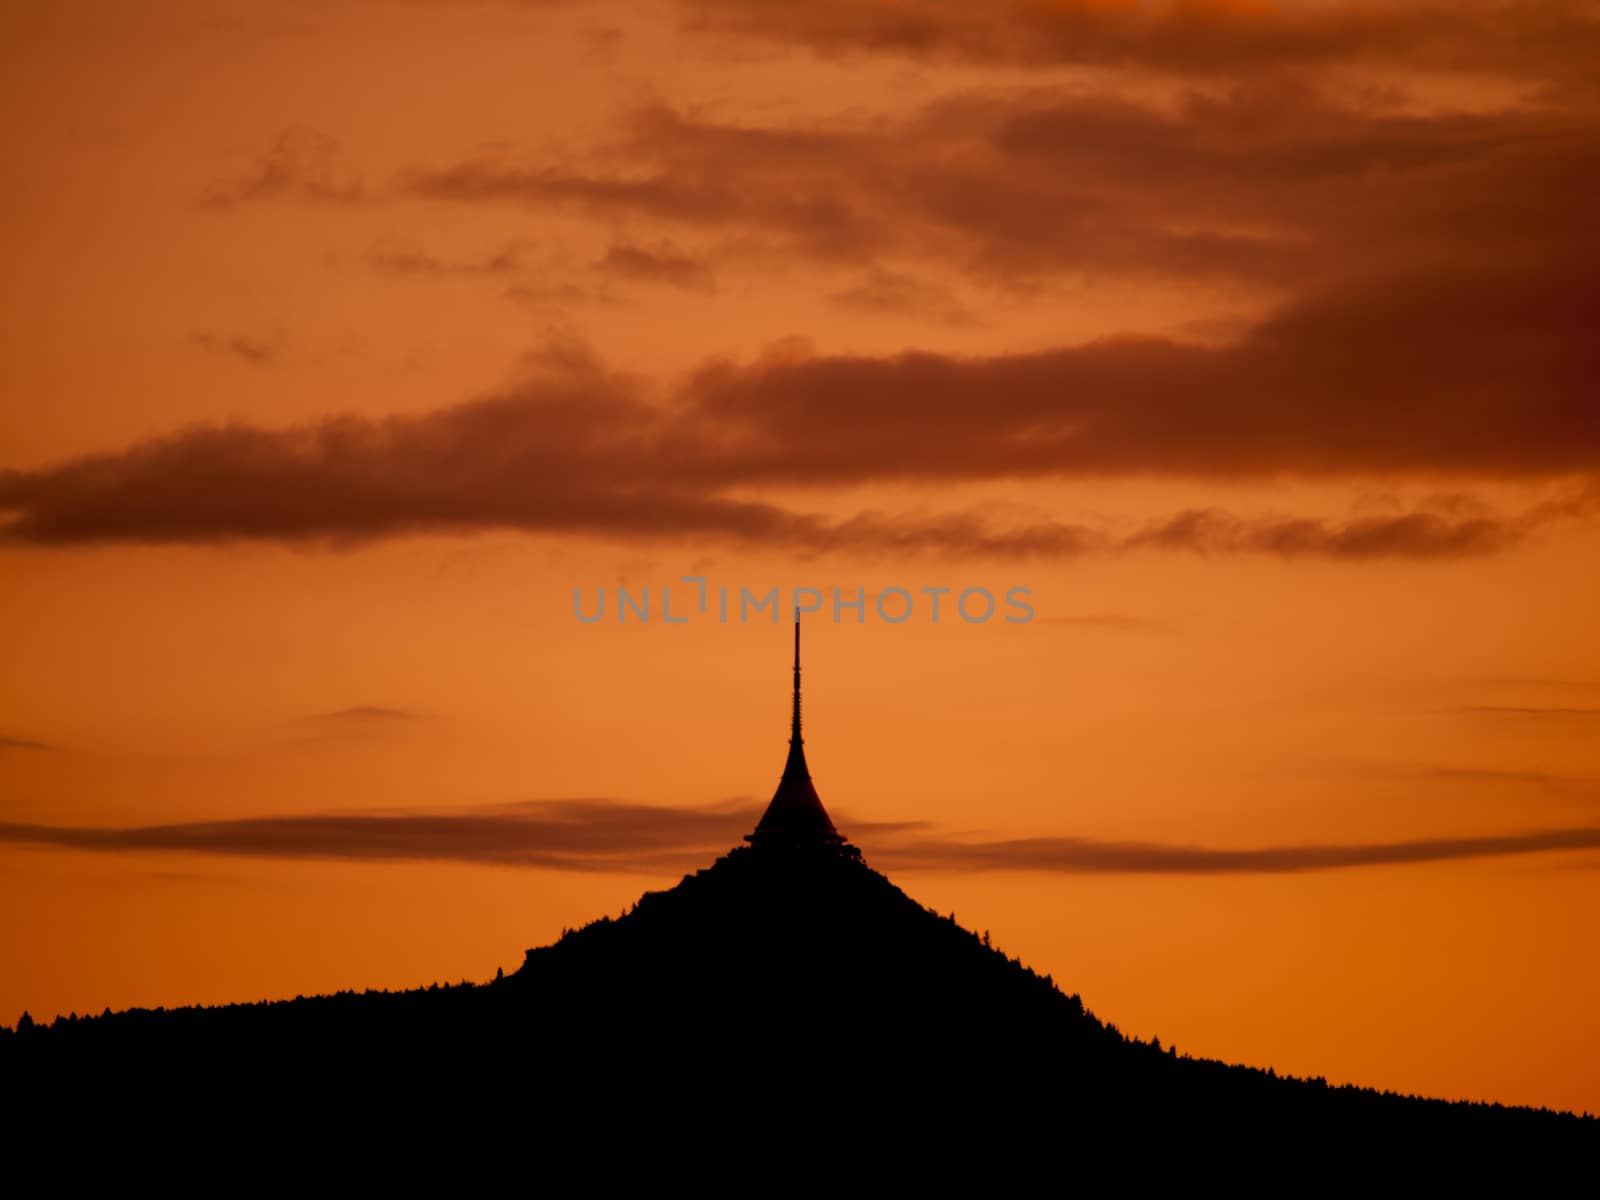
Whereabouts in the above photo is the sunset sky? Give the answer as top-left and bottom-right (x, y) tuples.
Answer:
(2, 0), (1598, 1114)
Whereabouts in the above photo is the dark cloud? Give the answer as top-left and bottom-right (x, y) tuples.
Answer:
(595, 242), (717, 292)
(0, 404), (1101, 551)
(0, 365), (858, 547)
(215, 8), (1600, 312)
(676, 260), (1600, 483)
(0, 337), (1587, 555)
(0, 364), (740, 546)
(191, 332), (281, 367)
(397, 74), (1598, 296)
(398, 94), (1321, 283)
(5, 799), (1596, 876)
(19, 61), (1600, 556)
(869, 826), (1600, 875)
(675, 0), (1600, 83)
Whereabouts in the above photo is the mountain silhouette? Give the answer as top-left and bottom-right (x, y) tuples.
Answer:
(5, 625), (1595, 1150)
(6, 839), (1593, 1147)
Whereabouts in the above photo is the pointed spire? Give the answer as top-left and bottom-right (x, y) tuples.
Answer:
(747, 617), (844, 848)
(791, 618), (802, 746)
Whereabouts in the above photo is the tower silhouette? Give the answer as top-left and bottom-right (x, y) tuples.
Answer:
(746, 620), (846, 848)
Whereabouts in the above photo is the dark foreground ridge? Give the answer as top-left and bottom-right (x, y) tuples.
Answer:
(5, 842), (1594, 1145)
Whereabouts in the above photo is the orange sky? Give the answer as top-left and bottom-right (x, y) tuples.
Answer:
(2, 1), (1598, 1114)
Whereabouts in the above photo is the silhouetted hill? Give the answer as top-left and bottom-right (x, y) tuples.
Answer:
(5, 844), (1594, 1149)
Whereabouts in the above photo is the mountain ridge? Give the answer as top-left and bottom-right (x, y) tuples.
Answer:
(6, 841), (1594, 1145)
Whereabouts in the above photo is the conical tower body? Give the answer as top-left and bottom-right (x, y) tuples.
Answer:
(747, 621), (844, 847)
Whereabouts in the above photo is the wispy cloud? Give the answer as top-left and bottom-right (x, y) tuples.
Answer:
(0, 735), (52, 751)
(870, 827), (1600, 875)
(829, 267), (974, 326)
(306, 706), (422, 723)
(1124, 508), (1528, 559)
(4, 800), (1597, 877)
(1371, 763), (1573, 788)
(190, 332), (282, 367)
(0, 800), (762, 874)
(202, 126), (368, 209)
(1464, 678), (1600, 694)
(1040, 614), (1170, 634)
(1442, 706), (1600, 720)
(1328, 761), (1599, 806)
(366, 242), (525, 278)
(595, 241), (717, 292)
